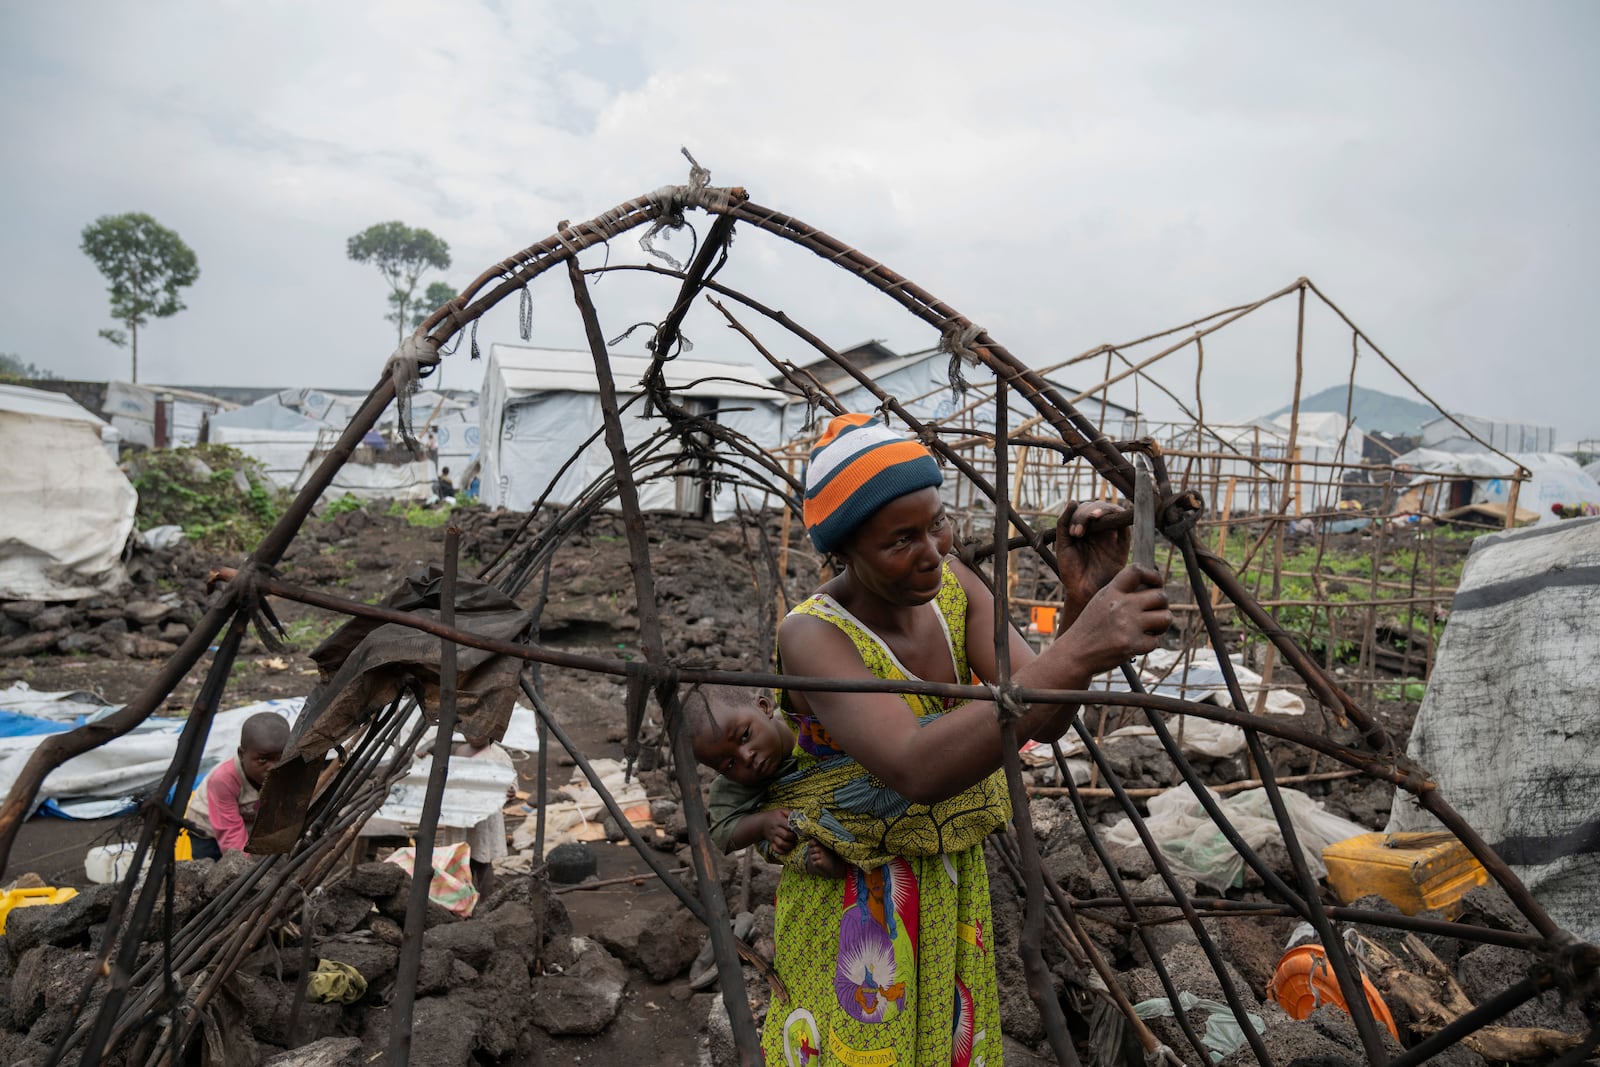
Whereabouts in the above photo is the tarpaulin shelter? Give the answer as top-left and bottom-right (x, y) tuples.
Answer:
(479, 343), (783, 517)
(1388, 515), (1600, 942)
(0, 385), (137, 601)
(204, 401), (327, 488)
(1393, 448), (1600, 524)
(102, 381), (233, 450)
(1419, 412), (1556, 454)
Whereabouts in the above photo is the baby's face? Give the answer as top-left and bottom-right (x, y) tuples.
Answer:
(694, 699), (789, 787)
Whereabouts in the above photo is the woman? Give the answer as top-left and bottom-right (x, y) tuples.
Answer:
(765, 413), (1170, 1067)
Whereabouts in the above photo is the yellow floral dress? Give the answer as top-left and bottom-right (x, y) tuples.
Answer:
(764, 561), (1009, 1067)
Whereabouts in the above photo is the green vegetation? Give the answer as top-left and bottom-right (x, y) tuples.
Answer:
(127, 444), (283, 551)
(284, 614), (340, 650)
(0, 353), (56, 382)
(1164, 526), (1486, 665)
(386, 500), (455, 528)
(346, 221), (451, 343)
(1377, 678), (1428, 703)
(322, 493), (365, 519)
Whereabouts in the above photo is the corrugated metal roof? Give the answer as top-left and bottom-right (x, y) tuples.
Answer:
(489, 344), (777, 401)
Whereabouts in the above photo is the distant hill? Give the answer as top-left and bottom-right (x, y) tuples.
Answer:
(1264, 385), (1438, 436)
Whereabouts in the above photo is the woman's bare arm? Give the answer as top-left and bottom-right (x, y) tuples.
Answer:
(780, 564), (1168, 805)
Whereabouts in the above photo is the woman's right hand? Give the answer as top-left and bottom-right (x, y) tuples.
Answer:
(1057, 564), (1171, 676)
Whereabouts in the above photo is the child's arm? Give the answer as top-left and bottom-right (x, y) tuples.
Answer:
(205, 761), (252, 852)
(729, 808), (798, 856)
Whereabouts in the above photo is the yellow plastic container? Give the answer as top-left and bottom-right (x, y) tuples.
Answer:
(0, 886), (79, 934)
(1322, 831), (1488, 918)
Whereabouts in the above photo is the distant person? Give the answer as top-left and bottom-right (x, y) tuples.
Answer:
(433, 466), (456, 503)
(186, 713), (290, 860)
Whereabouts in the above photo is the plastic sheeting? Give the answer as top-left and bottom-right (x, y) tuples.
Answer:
(1052, 649), (1304, 762)
(479, 344), (784, 518)
(1420, 413), (1555, 454)
(1388, 516), (1600, 943)
(0, 697), (304, 817)
(1393, 449), (1600, 524)
(0, 385), (137, 601)
(206, 402), (327, 488)
(1105, 784), (1371, 891)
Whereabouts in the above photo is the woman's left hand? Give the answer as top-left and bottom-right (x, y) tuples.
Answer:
(1055, 500), (1131, 611)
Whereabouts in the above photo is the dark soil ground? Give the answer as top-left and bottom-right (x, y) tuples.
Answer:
(0, 504), (1448, 1064)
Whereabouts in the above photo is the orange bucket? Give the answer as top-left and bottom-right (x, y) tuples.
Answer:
(1030, 605), (1058, 633)
(1269, 943), (1399, 1041)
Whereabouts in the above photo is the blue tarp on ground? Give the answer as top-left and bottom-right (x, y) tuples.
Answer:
(0, 710), (73, 738)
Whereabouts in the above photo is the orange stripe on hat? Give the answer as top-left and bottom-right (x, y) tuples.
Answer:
(804, 439), (935, 529)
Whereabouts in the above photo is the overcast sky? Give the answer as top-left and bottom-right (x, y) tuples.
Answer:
(4, 2), (1597, 441)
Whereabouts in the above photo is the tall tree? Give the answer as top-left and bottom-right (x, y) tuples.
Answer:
(408, 281), (459, 330)
(80, 213), (200, 384)
(346, 222), (452, 343)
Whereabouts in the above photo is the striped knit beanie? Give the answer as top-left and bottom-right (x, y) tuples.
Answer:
(803, 414), (943, 553)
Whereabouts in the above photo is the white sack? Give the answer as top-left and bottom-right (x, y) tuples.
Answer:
(1387, 515), (1600, 942)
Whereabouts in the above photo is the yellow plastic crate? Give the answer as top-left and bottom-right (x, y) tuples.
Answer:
(0, 886), (79, 934)
(1322, 831), (1488, 917)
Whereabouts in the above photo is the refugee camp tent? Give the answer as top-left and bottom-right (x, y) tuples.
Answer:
(1388, 516), (1600, 942)
(102, 382), (233, 449)
(0, 385), (137, 601)
(784, 343), (1142, 441)
(1419, 413), (1555, 454)
(479, 344), (783, 518)
(204, 402), (328, 488)
(1392, 448), (1600, 523)
(212, 388), (480, 499)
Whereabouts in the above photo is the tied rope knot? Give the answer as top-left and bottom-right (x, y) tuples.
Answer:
(939, 321), (986, 397)
(642, 148), (737, 269)
(384, 334), (441, 452)
(238, 562), (287, 653)
(1158, 490), (1205, 543)
(986, 682), (1028, 725)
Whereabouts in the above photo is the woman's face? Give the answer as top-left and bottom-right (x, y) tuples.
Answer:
(840, 487), (953, 605)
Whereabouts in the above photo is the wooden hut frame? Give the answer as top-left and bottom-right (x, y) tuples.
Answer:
(1, 159), (1592, 1066)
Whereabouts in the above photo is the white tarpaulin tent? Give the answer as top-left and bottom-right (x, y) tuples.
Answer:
(1175, 414), (1365, 514)
(207, 388), (479, 496)
(1394, 448), (1600, 524)
(205, 401), (327, 488)
(480, 344), (783, 518)
(1420, 413), (1555, 454)
(1388, 516), (1600, 942)
(0, 385), (137, 601)
(103, 382), (232, 449)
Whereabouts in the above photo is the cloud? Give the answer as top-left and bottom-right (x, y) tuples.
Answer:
(1, 1), (1596, 437)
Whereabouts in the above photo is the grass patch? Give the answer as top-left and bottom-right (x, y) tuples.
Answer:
(284, 615), (340, 649)
(386, 501), (454, 528)
(322, 493), (364, 519)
